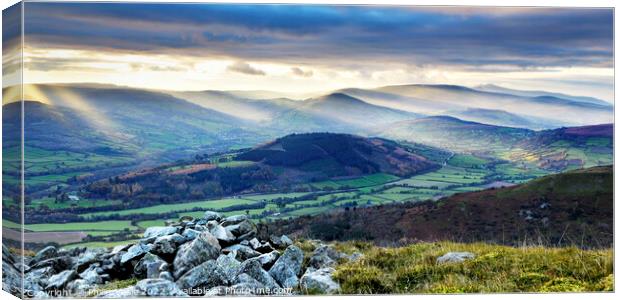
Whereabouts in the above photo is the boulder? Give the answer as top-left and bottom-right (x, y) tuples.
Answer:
(30, 246), (57, 266)
(25, 266), (56, 290)
(110, 244), (132, 255)
(175, 260), (228, 294)
(194, 225), (208, 232)
(152, 233), (185, 259)
(45, 270), (77, 290)
(248, 238), (261, 250)
(207, 221), (235, 245)
(226, 220), (256, 238)
(270, 235), (293, 249)
(268, 245), (304, 289)
(215, 254), (241, 283)
(437, 252), (476, 264)
(220, 214), (248, 226)
(300, 267), (340, 294)
(65, 279), (94, 297)
(248, 251), (280, 270)
(79, 264), (105, 284)
(255, 242), (276, 254)
(237, 259), (280, 290)
(135, 279), (188, 297)
(173, 231), (221, 278)
(143, 226), (178, 239)
(203, 211), (223, 222)
(120, 243), (152, 265)
(3, 260), (23, 296)
(159, 271), (174, 282)
(74, 248), (105, 272)
(31, 256), (73, 272)
(223, 244), (261, 261)
(308, 245), (345, 269)
(231, 274), (266, 295)
(182, 228), (201, 240)
(134, 253), (166, 279)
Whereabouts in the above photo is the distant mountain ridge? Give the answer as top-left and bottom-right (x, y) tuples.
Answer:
(477, 84), (612, 107)
(4, 83), (612, 170)
(346, 83), (612, 128)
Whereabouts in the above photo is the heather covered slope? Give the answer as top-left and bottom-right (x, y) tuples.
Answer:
(267, 165), (613, 248)
(237, 132), (438, 177)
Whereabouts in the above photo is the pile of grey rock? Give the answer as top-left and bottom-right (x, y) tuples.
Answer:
(3, 211), (360, 298)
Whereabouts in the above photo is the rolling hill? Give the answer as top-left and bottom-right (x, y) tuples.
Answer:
(377, 115), (534, 152)
(342, 84), (612, 128)
(266, 165), (613, 248)
(237, 132), (438, 177)
(476, 84), (612, 107)
(170, 90), (301, 122)
(8, 84), (273, 156)
(268, 93), (421, 133)
(82, 133), (441, 203)
(377, 116), (613, 171)
(446, 108), (557, 130)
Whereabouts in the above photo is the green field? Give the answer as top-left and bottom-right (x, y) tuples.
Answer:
(28, 197), (122, 209)
(14, 150), (567, 247)
(447, 154), (490, 168)
(81, 198), (258, 218)
(310, 173), (399, 189)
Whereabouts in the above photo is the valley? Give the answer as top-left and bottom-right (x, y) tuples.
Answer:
(1, 83), (614, 250)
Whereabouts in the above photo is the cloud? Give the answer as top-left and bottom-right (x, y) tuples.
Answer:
(20, 4), (613, 70)
(226, 61), (266, 76)
(291, 67), (313, 77)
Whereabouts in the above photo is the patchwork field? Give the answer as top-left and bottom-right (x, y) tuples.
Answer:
(5, 145), (597, 249)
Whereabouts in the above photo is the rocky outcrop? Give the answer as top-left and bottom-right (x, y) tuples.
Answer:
(3, 212), (358, 298)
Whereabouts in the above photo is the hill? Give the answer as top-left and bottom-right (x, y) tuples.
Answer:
(237, 132), (437, 177)
(476, 84), (612, 107)
(170, 90), (301, 122)
(82, 133), (440, 203)
(446, 108), (557, 130)
(343, 84), (612, 128)
(269, 93), (420, 133)
(266, 165), (613, 248)
(377, 116), (613, 171)
(2, 84), (277, 195)
(377, 116), (534, 152)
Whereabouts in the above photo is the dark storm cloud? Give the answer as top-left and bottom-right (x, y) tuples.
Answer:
(22, 3), (613, 68)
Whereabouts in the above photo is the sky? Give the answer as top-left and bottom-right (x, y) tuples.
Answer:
(2, 3), (615, 102)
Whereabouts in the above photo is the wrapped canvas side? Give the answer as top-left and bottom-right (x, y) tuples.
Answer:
(2, 1), (24, 299)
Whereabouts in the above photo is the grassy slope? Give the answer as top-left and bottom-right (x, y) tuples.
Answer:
(329, 241), (613, 293)
(267, 165), (613, 248)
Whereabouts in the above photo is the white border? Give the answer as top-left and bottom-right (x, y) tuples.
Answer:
(0, 1), (617, 300)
